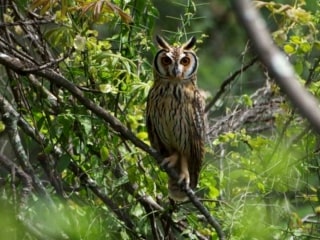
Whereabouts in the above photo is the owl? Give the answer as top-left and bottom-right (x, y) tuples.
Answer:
(146, 36), (205, 201)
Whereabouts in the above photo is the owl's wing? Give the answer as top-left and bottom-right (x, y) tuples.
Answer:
(193, 90), (206, 139)
(146, 97), (170, 157)
(188, 89), (205, 189)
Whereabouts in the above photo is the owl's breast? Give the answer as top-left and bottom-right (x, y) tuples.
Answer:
(148, 83), (195, 152)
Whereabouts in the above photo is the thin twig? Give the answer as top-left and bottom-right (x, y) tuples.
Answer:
(205, 57), (258, 113)
(232, 0), (320, 135)
(0, 94), (53, 203)
(68, 161), (144, 239)
(0, 53), (226, 239)
(0, 19), (54, 27)
(0, 154), (33, 216)
(0, 92), (143, 238)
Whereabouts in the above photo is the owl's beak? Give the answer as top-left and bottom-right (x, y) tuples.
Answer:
(172, 64), (182, 79)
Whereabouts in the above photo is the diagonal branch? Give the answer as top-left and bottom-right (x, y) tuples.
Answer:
(0, 154), (32, 215)
(0, 94), (53, 204)
(0, 53), (225, 239)
(231, 0), (320, 135)
(67, 161), (141, 238)
(0, 91), (143, 238)
(205, 56), (258, 113)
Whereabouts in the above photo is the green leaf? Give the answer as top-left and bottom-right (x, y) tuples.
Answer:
(79, 117), (92, 135)
(300, 42), (311, 53)
(136, 131), (148, 141)
(294, 61), (303, 75)
(0, 121), (5, 132)
(100, 146), (109, 160)
(284, 44), (295, 54)
(99, 83), (117, 94)
(57, 154), (70, 173)
(73, 35), (86, 51)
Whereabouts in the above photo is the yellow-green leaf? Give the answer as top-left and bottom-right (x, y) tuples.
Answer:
(100, 146), (109, 160)
(284, 44), (295, 54)
(0, 121), (5, 132)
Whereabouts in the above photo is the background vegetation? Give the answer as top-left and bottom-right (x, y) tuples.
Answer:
(1, 0), (320, 239)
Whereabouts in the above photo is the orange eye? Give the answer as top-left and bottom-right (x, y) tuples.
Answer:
(180, 57), (190, 66)
(161, 56), (172, 65)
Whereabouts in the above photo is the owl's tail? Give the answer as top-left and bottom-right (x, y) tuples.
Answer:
(168, 177), (199, 201)
(168, 177), (188, 201)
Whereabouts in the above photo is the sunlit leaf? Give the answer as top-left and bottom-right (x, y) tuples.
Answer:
(100, 146), (109, 160)
(73, 35), (86, 51)
(284, 44), (295, 54)
(0, 121), (5, 132)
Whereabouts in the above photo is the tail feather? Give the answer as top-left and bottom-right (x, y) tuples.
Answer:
(168, 177), (188, 201)
(168, 178), (199, 201)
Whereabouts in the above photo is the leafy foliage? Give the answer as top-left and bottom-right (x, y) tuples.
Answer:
(1, 0), (320, 239)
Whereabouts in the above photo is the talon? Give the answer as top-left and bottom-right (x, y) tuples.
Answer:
(179, 155), (190, 189)
(178, 171), (190, 189)
(161, 153), (178, 168)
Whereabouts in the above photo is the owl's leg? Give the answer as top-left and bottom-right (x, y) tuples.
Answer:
(178, 155), (190, 188)
(161, 152), (179, 168)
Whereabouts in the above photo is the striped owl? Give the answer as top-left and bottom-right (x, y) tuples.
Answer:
(146, 36), (205, 201)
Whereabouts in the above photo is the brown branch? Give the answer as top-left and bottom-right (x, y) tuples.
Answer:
(0, 91), (142, 237)
(0, 154), (32, 215)
(67, 161), (142, 239)
(0, 19), (54, 27)
(232, 0), (320, 134)
(0, 94), (53, 204)
(110, 154), (208, 239)
(0, 53), (225, 239)
(207, 86), (283, 138)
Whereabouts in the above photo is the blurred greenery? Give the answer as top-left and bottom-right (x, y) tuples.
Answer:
(1, 0), (320, 239)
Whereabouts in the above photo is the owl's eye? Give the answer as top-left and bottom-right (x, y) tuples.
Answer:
(180, 57), (190, 66)
(161, 56), (172, 65)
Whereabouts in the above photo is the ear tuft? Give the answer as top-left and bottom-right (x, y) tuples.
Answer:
(183, 36), (196, 50)
(156, 35), (171, 50)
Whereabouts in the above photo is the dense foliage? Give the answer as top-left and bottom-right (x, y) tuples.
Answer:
(1, 0), (320, 239)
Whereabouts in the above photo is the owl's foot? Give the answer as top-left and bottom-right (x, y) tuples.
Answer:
(178, 171), (190, 190)
(178, 155), (190, 189)
(161, 152), (178, 168)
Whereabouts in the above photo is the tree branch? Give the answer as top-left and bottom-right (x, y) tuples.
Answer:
(67, 161), (142, 238)
(0, 154), (32, 215)
(0, 53), (225, 239)
(0, 91), (142, 237)
(0, 94), (53, 204)
(208, 85), (283, 138)
(231, 0), (320, 134)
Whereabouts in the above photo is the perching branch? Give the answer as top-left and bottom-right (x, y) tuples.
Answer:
(0, 53), (225, 240)
(231, 0), (320, 134)
(0, 91), (144, 238)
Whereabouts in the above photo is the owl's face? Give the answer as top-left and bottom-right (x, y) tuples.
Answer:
(154, 36), (198, 81)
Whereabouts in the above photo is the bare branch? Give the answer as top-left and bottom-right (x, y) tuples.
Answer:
(232, 0), (320, 134)
(208, 86), (283, 138)
(0, 154), (32, 215)
(0, 94), (53, 204)
(0, 19), (54, 27)
(67, 161), (141, 238)
(0, 53), (226, 239)
(0, 91), (143, 238)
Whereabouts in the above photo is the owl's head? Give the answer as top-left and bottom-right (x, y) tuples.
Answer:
(154, 36), (198, 81)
